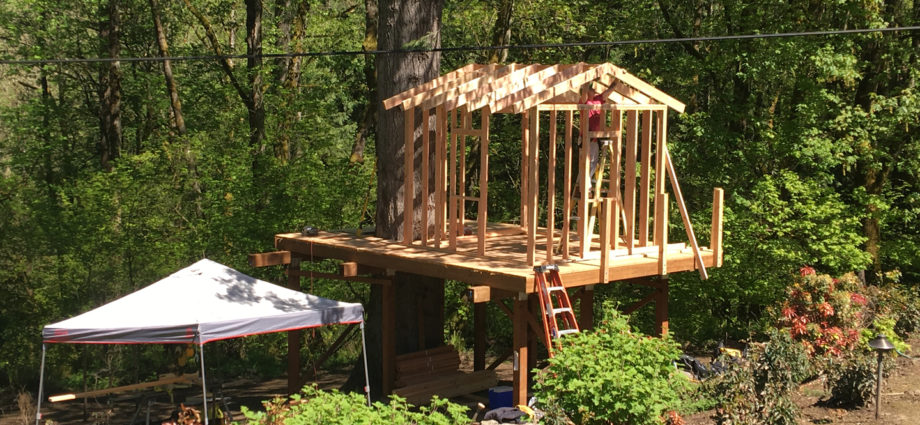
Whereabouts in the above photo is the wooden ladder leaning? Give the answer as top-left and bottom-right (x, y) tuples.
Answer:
(534, 264), (580, 357)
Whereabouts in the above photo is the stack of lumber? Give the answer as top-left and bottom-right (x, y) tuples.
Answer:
(392, 345), (497, 405)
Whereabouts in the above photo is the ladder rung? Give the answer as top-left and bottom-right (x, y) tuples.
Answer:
(547, 286), (566, 292)
(551, 307), (573, 315)
(557, 329), (579, 336)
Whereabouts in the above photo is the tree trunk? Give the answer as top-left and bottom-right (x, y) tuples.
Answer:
(273, 0), (310, 161)
(488, 0), (513, 64)
(149, 0), (186, 135)
(246, 0), (266, 160)
(346, 0), (445, 397)
(350, 0), (378, 163)
(98, 0), (122, 172)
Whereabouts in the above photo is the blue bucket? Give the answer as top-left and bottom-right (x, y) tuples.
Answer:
(488, 385), (513, 408)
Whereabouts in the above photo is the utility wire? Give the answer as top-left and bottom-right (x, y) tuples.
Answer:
(1, 25), (919, 66)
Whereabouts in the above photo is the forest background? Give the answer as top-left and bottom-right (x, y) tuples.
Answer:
(1, 0), (918, 397)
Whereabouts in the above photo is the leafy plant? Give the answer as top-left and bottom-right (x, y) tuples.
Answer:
(709, 329), (809, 425)
(239, 384), (469, 425)
(823, 350), (881, 408)
(533, 312), (689, 425)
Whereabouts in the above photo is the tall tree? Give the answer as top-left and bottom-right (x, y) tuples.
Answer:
(356, 0), (446, 395)
(98, 0), (122, 171)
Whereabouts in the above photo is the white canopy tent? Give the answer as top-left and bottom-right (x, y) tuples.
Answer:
(36, 259), (370, 425)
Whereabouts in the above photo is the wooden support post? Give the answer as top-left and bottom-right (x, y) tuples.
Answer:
(404, 108), (415, 245)
(562, 111), (573, 259)
(421, 108), (430, 246)
(712, 188), (724, 268)
(655, 278), (669, 337)
(286, 257), (302, 394)
(521, 110), (529, 231)
(512, 294), (529, 407)
(435, 105), (447, 247)
(577, 110), (590, 258)
(580, 285), (594, 331)
(449, 108), (458, 250)
(477, 108), (490, 256)
(653, 111), (667, 247)
(546, 110), (557, 263)
(610, 112), (622, 250)
(664, 146), (708, 280)
(599, 198), (613, 284)
(657, 193), (669, 275)
(624, 110), (638, 254)
(527, 295), (539, 382)
(474, 302), (486, 371)
(459, 111), (468, 232)
(639, 110), (652, 246)
(382, 281), (396, 396)
(526, 107), (540, 266)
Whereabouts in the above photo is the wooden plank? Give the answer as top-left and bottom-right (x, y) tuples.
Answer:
(449, 108), (459, 250)
(459, 110), (469, 233)
(526, 107), (540, 266)
(404, 108), (415, 245)
(469, 285), (516, 303)
(653, 111), (667, 246)
(624, 110), (638, 254)
(505, 63), (613, 114)
(577, 110), (590, 258)
(608, 65), (686, 113)
(382, 64), (479, 110)
(656, 280), (669, 336)
(422, 63), (532, 112)
(562, 111), (573, 259)
(394, 370), (498, 405)
(396, 65), (497, 111)
(382, 281), (396, 395)
(711, 188), (724, 268)
(474, 303), (486, 371)
(421, 108), (430, 246)
(435, 105), (446, 247)
(521, 110), (529, 231)
(537, 104), (668, 111)
(638, 110), (652, 246)
(339, 261), (358, 277)
(657, 193), (668, 276)
(599, 198), (613, 283)
(287, 257), (302, 394)
(512, 297), (529, 407)
(49, 374), (200, 402)
(546, 110), (557, 264)
(611, 112), (622, 250)
(664, 145), (708, 280)
(457, 64), (565, 113)
(248, 251), (290, 267)
(478, 108), (490, 256)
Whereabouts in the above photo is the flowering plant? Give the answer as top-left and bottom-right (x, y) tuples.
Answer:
(777, 268), (867, 357)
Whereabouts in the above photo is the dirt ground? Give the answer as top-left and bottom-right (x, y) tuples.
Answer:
(2, 345), (917, 424)
(684, 338), (920, 425)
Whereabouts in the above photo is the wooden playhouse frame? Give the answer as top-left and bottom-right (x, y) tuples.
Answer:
(254, 62), (725, 406)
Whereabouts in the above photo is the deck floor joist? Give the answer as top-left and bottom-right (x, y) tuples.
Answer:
(275, 225), (713, 293)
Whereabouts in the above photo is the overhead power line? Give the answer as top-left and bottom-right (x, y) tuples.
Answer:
(1, 25), (919, 66)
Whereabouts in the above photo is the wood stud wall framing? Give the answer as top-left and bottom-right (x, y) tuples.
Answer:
(388, 63), (721, 280)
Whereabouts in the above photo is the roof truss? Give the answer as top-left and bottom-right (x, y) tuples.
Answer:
(383, 63), (685, 114)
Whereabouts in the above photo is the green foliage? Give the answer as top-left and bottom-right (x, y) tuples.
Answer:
(534, 312), (689, 425)
(709, 330), (809, 425)
(823, 351), (881, 408)
(239, 385), (469, 425)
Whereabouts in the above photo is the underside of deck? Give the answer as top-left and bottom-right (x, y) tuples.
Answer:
(274, 222), (714, 293)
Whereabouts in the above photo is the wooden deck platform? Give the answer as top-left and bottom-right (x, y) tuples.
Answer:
(274, 223), (714, 293)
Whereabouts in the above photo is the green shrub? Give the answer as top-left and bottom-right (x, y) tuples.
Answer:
(533, 313), (689, 425)
(824, 350), (881, 407)
(239, 385), (469, 425)
(709, 329), (809, 425)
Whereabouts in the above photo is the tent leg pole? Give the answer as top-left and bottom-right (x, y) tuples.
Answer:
(36, 343), (46, 425)
(199, 342), (209, 425)
(360, 321), (371, 406)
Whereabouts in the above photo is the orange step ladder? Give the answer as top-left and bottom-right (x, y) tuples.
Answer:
(534, 265), (580, 357)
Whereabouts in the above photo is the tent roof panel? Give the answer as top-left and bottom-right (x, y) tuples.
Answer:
(42, 259), (363, 344)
